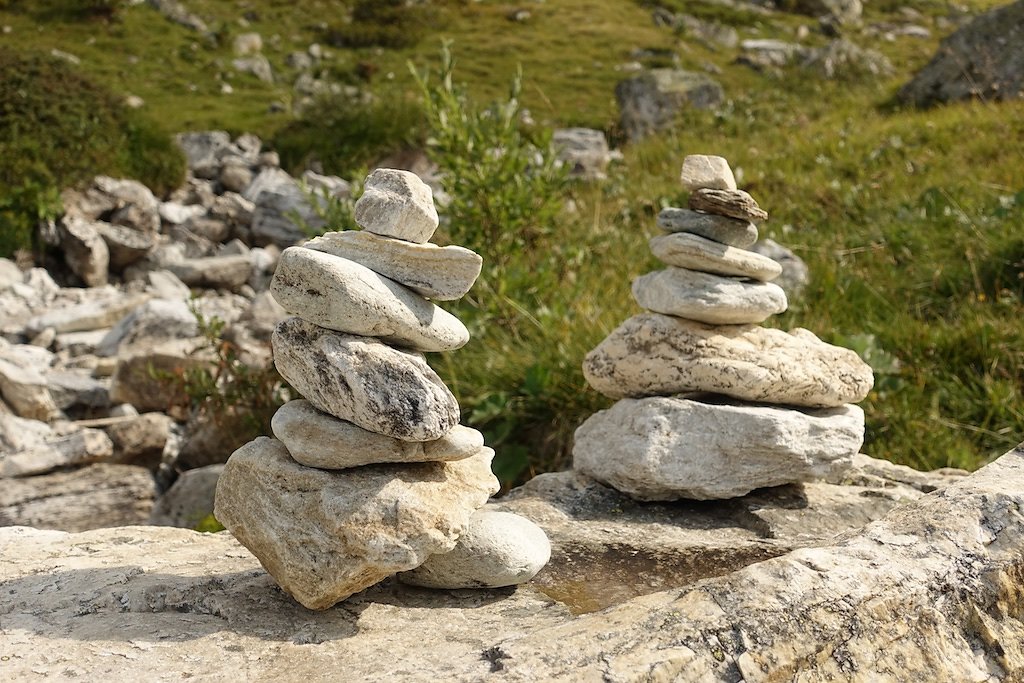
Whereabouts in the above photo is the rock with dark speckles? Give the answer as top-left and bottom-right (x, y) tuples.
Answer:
(272, 317), (459, 441)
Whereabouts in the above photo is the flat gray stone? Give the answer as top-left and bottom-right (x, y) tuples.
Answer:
(214, 436), (498, 609)
(650, 232), (781, 281)
(25, 293), (151, 336)
(657, 207), (758, 247)
(632, 267), (787, 324)
(583, 313), (874, 407)
(689, 188), (768, 223)
(305, 231), (482, 301)
(0, 428), (114, 478)
(271, 247), (469, 353)
(573, 397), (863, 500)
(679, 154), (736, 191)
(355, 168), (439, 244)
(272, 399), (483, 469)
(272, 317), (459, 441)
(399, 509), (551, 589)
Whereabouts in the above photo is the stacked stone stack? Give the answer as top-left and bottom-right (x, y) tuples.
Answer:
(215, 169), (550, 610)
(574, 155), (875, 501)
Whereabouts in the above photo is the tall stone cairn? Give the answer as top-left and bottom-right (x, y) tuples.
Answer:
(215, 169), (550, 610)
(575, 155), (875, 501)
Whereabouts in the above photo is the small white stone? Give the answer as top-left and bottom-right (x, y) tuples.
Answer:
(272, 399), (483, 469)
(399, 509), (551, 589)
(354, 169), (439, 244)
(271, 247), (469, 353)
(632, 267), (787, 324)
(305, 231), (482, 301)
(649, 232), (782, 281)
(680, 155), (737, 192)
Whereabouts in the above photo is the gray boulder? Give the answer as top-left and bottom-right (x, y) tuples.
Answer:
(149, 464), (223, 528)
(615, 68), (723, 140)
(176, 131), (232, 179)
(899, 0), (1024, 106)
(552, 128), (612, 180)
(750, 238), (811, 299)
(58, 217), (109, 287)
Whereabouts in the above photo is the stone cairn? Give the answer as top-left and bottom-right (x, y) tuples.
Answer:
(215, 169), (550, 610)
(574, 155), (876, 501)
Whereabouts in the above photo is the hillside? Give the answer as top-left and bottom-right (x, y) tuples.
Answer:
(1, 0), (1022, 481)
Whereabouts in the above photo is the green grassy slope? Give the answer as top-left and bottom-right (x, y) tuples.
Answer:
(2, 0), (1022, 480)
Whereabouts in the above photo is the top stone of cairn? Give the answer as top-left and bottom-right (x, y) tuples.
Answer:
(354, 169), (440, 244)
(680, 155), (737, 192)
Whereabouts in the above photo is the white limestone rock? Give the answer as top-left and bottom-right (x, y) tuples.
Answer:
(305, 231), (482, 301)
(0, 354), (60, 421)
(632, 267), (788, 324)
(95, 298), (198, 357)
(58, 217), (109, 287)
(272, 399), (482, 468)
(0, 428), (114, 478)
(270, 247), (469, 353)
(25, 293), (152, 336)
(649, 232), (782, 281)
(214, 437), (499, 609)
(272, 318), (459, 441)
(573, 397), (863, 500)
(657, 207), (758, 248)
(354, 168), (439, 244)
(583, 313), (874, 407)
(680, 154), (737, 191)
(399, 509), (551, 589)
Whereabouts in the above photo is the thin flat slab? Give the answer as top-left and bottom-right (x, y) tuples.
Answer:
(271, 246), (469, 353)
(214, 437), (499, 609)
(657, 207), (758, 248)
(689, 187), (768, 222)
(305, 230), (482, 301)
(583, 313), (874, 407)
(271, 399), (482, 469)
(649, 232), (782, 281)
(632, 267), (787, 324)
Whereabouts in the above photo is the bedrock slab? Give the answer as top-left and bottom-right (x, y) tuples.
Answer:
(583, 313), (874, 407)
(271, 399), (482, 469)
(4, 449), (1014, 682)
(214, 437), (498, 609)
(272, 318), (459, 441)
(632, 267), (787, 324)
(649, 231), (782, 281)
(271, 246), (469, 353)
(572, 397), (863, 500)
(305, 231), (482, 301)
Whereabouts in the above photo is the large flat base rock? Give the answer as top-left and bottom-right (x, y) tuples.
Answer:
(5, 448), (1012, 682)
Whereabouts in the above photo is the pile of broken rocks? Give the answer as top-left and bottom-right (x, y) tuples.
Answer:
(0, 131), (356, 531)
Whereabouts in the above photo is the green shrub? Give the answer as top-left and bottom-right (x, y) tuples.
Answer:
(0, 48), (184, 257)
(274, 91), (426, 179)
(0, 0), (125, 20)
(324, 0), (433, 49)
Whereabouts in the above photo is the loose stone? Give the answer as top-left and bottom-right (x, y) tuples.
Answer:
(680, 154), (737, 192)
(657, 208), (758, 248)
(632, 268), (787, 325)
(354, 169), (439, 244)
(272, 399), (483, 469)
(214, 437), (498, 610)
(573, 397), (864, 500)
(399, 509), (551, 589)
(582, 313), (874, 407)
(689, 188), (768, 223)
(270, 247), (469, 353)
(305, 231), (482, 301)
(649, 232), (782, 281)
(272, 317), (459, 441)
